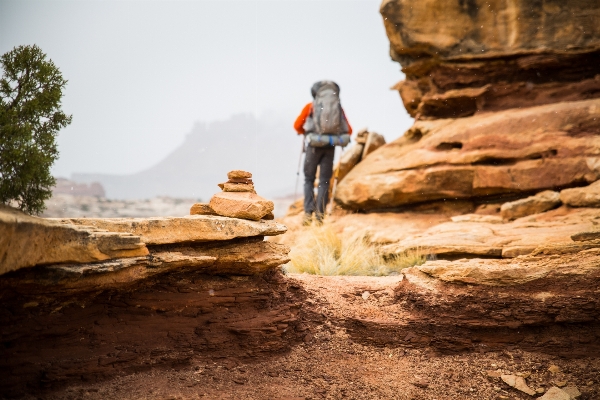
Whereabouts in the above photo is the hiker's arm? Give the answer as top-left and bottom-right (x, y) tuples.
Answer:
(294, 103), (312, 134)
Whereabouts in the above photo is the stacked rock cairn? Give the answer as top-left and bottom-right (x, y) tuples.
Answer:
(190, 170), (275, 221)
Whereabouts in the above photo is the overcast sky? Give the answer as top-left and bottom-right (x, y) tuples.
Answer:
(1, 0), (412, 179)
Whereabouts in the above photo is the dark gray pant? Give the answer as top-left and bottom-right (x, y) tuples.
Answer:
(304, 145), (335, 218)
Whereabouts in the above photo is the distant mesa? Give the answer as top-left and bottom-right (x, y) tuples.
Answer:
(53, 178), (105, 197)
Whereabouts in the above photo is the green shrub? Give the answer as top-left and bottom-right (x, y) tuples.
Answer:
(0, 44), (72, 214)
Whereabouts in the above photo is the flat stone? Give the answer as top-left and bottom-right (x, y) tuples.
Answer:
(562, 386), (581, 398)
(53, 215), (286, 245)
(514, 376), (536, 396)
(501, 374), (516, 387)
(0, 205), (148, 276)
(560, 180), (600, 207)
(539, 387), (571, 400)
(210, 192), (274, 221)
(227, 170), (252, 179)
(222, 182), (255, 193)
(190, 203), (218, 216)
(501, 190), (561, 220)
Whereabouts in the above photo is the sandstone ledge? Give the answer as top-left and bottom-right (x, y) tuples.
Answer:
(0, 205), (148, 276)
(51, 215), (287, 245)
(336, 99), (600, 211)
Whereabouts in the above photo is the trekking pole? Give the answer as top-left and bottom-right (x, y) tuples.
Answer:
(327, 144), (345, 215)
(294, 136), (305, 202)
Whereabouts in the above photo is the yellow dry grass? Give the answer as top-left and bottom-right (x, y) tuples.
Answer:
(284, 222), (426, 276)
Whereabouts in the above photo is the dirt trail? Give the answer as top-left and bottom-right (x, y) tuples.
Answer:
(4, 272), (599, 399)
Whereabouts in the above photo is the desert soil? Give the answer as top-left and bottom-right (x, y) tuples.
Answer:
(29, 274), (599, 400)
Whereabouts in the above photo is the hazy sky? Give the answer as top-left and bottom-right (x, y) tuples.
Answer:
(1, 0), (412, 178)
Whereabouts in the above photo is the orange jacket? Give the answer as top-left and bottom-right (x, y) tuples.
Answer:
(293, 102), (352, 135)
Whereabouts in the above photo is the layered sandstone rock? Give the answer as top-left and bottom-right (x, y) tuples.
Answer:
(336, 99), (600, 210)
(0, 205), (148, 275)
(560, 180), (600, 207)
(333, 2), (600, 211)
(1, 186), (292, 394)
(501, 190), (561, 221)
(381, 0), (600, 119)
(381, 207), (600, 258)
(54, 215), (286, 245)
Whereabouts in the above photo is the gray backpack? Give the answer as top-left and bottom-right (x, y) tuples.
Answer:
(312, 81), (343, 135)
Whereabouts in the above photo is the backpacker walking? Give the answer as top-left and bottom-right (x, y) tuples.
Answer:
(294, 80), (352, 225)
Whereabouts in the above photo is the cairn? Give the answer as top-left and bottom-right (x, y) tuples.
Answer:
(190, 170), (274, 221)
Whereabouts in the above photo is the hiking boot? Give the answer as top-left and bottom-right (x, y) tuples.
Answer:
(302, 213), (313, 227)
(314, 213), (325, 226)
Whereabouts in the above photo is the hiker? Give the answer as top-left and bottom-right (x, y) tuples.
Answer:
(294, 80), (352, 225)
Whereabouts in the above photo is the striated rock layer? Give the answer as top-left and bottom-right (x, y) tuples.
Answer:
(336, 99), (600, 210)
(0, 204), (292, 395)
(0, 205), (148, 275)
(381, 0), (600, 119)
(0, 268), (305, 396)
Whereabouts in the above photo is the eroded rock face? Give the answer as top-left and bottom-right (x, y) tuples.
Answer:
(0, 205), (148, 275)
(0, 269), (305, 395)
(381, 0), (600, 119)
(335, 99), (600, 210)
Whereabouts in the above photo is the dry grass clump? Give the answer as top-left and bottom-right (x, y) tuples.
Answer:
(284, 222), (426, 276)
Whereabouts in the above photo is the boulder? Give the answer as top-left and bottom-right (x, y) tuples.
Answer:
(0, 205), (148, 276)
(209, 191), (274, 221)
(335, 99), (600, 211)
(501, 190), (561, 220)
(354, 128), (369, 144)
(190, 203), (218, 216)
(362, 131), (386, 160)
(560, 180), (600, 207)
(337, 143), (364, 182)
(54, 214), (286, 245)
